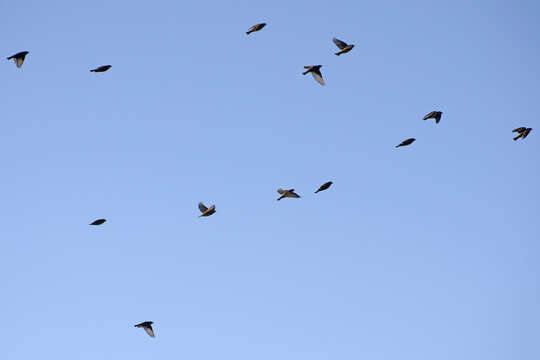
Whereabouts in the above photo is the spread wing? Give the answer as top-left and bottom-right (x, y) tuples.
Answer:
(277, 188), (286, 194)
(15, 57), (25, 68)
(423, 111), (437, 120)
(512, 127), (526, 133)
(143, 325), (155, 337)
(198, 202), (208, 213)
(311, 69), (325, 86)
(333, 38), (348, 49)
(207, 205), (216, 212)
(288, 191), (300, 198)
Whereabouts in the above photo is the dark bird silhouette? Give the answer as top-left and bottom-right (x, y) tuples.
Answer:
(396, 138), (416, 148)
(423, 111), (442, 123)
(302, 65), (324, 86)
(198, 202), (216, 217)
(90, 219), (106, 225)
(332, 38), (354, 56)
(246, 23), (266, 35)
(7, 51), (29, 68)
(134, 321), (155, 338)
(90, 65), (111, 72)
(277, 188), (300, 201)
(513, 127), (532, 141)
(315, 181), (333, 193)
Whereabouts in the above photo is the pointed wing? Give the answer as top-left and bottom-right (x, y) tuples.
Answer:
(198, 202), (208, 213)
(277, 188), (286, 194)
(512, 127), (526, 133)
(423, 111), (437, 120)
(143, 325), (155, 337)
(304, 66), (313, 69)
(207, 205), (216, 212)
(522, 129), (532, 139)
(15, 57), (24, 68)
(333, 38), (348, 49)
(311, 69), (325, 86)
(288, 191), (300, 198)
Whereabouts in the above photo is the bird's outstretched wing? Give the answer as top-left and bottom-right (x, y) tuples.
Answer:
(423, 111), (437, 120)
(198, 202), (208, 213)
(311, 69), (325, 86)
(143, 325), (155, 337)
(277, 188), (286, 194)
(333, 38), (348, 49)
(513, 127), (526, 133)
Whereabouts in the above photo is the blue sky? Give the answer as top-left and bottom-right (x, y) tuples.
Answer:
(1, 1), (539, 359)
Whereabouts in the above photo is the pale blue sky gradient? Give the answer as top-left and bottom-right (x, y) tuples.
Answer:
(1, 1), (539, 359)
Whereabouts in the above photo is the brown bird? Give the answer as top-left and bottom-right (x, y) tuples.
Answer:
(302, 65), (324, 86)
(513, 127), (532, 141)
(396, 138), (416, 148)
(277, 188), (300, 201)
(134, 321), (155, 338)
(332, 38), (354, 56)
(90, 219), (106, 225)
(246, 23), (266, 35)
(90, 65), (111, 72)
(423, 111), (443, 123)
(315, 181), (333, 193)
(7, 51), (29, 68)
(198, 202), (216, 217)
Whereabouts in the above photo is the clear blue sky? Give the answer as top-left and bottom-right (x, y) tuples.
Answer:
(1, 1), (539, 359)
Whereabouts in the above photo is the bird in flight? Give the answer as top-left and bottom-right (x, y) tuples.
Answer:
(396, 138), (416, 148)
(90, 65), (112, 72)
(198, 202), (216, 217)
(246, 23), (266, 35)
(7, 51), (29, 68)
(512, 127), (532, 141)
(303, 65), (324, 86)
(332, 38), (355, 56)
(134, 321), (155, 338)
(423, 111), (443, 124)
(90, 219), (106, 225)
(315, 181), (333, 193)
(277, 188), (301, 201)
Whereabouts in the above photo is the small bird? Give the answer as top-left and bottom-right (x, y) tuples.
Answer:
(513, 127), (532, 141)
(423, 111), (443, 124)
(246, 23), (266, 35)
(90, 219), (106, 225)
(396, 138), (416, 148)
(315, 181), (333, 193)
(303, 65), (324, 86)
(332, 38), (354, 56)
(7, 51), (29, 68)
(134, 321), (155, 338)
(198, 202), (216, 217)
(90, 65), (111, 72)
(277, 188), (300, 201)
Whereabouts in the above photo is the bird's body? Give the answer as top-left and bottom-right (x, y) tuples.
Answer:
(90, 219), (106, 226)
(396, 138), (416, 147)
(277, 188), (301, 201)
(199, 202), (216, 217)
(315, 181), (333, 193)
(303, 65), (324, 86)
(7, 51), (29, 68)
(513, 127), (532, 141)
(423, 111), (443, 123)
(246, 23), (266, 35)
(332, 38), (354, 56)
(134, 321), (155, 338)
(90, 65), (112, 72)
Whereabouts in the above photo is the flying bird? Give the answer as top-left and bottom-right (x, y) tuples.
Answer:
(315, 181), (333, 193)
(303, 65), (324, 86)
(90, 65), (112, 72)
(332, 38), (354, 56)
(198, 202), (216, 217)
(246, 23), (266, 35)
(7, 51), (29, 68)
(513, 127), (532, 141)
(423, 111), (443, 123)
(134, 321), (155, 338)
(90, 219), (106, 225)
(277, 188), (300, 201)
(396, 138), (416, 148)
